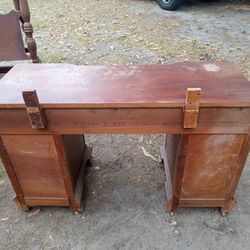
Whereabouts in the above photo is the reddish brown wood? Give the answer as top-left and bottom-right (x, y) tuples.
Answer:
(0, 10), (28, 61)
(22, 90), (47, 129)
(183, 88), (201, 128)
(0, 0), (39, 73)
(0, 134), (91, 211)
(0, 107), (249, 135)
(221, 130), (250, 213)
(0, 63), (249, 214)
(0, 63), (250, 109)
(13, 0), (20, 10)
(160, 146), (173, 210)
(0, 137), (29, 211)
(20, 0), (40, 63)
(162, 133), (249, 214)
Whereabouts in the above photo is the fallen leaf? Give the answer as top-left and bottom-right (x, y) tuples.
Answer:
(0, 217), (8, 221)
(49, 235), (54, 241)
(27, 208), (40, 218)
(0, 179), (6, 185)
(139, 147), (160, 162)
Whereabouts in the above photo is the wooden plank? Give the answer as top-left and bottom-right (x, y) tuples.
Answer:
(0, 60), (30, 67)
(24, 197), (69, 207)
(0, 63), (250, 109)
(0, 136), (29, 211)
(179, 199), (225, 207)
(0, 107), (250, 135)
(22, 90), (46, 129)
(1, 135), (68, 199)
(180, 134), (245, 200)
(169, 135), (190, 212)
(73, 145), (92, 212)
(160, 146), (173, 204)
(53, 135), (78, 211)
(183, 88), (201, 128)
(222, 130), (250, 213)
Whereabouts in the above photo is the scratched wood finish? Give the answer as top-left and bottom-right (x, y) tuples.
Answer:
(22, 90), (47, 129)
(0, 63), (250, 108)
(0, 134), (91, 212)
(162, 133), (250, 213)
(183, 88), (201, 128)
(0, 63), (250, 214)
(0, 107), (250, 135)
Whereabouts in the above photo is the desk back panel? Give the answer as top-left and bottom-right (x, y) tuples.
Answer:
(0, 107), (250, 135)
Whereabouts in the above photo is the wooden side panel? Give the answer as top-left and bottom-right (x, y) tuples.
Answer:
(63, 135), (86, 189)
(180, 134), (245, 200)
(165, 135), (180, 181)
(1, 135), (68, 198)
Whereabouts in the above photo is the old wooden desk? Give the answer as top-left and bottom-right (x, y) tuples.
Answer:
(0, 62), (249, 215)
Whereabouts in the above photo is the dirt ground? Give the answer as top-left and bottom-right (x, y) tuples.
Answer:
(0, 0), (250, 249)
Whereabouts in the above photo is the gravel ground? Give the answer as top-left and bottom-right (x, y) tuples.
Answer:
(0, 0), (250, 249)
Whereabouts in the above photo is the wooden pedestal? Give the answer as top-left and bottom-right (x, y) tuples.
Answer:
(0, 134), (91, 212)
(161, 133), (250, 215)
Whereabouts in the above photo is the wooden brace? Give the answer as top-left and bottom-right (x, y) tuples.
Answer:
(22, 90), (46, 129)
(183, 88), (201, 128)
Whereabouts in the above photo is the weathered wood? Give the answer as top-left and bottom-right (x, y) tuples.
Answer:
(160, 146), (173, 211)
(22, 90), (46, 129)
(183, 88), (201, 128)
(0, 134), (91, 212)
(0, 63), (249, 213)
(221, 130), (250, 213)
(1, 63), (250, 109)
(163, 133), (249, 214)
(0, 137), (29, 211)
(0, 107), (249, 135)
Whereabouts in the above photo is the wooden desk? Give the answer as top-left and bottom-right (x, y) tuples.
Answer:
(0, 62), (249, 215)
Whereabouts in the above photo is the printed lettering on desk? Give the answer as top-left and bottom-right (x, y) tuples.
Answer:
(53, 121), (125, 128)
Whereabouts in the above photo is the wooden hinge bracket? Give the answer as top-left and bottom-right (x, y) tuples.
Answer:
(183, 88), (201, 129)
(22, 90), (47, 129)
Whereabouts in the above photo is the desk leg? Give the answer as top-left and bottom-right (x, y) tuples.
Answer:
(161, 135), (189, 214)
(0, 134), (92, 212)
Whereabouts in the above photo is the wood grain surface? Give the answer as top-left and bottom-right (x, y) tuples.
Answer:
(0, 62), (250, 108)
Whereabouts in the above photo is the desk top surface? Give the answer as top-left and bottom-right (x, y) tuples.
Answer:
(0, 62), (250, 109)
